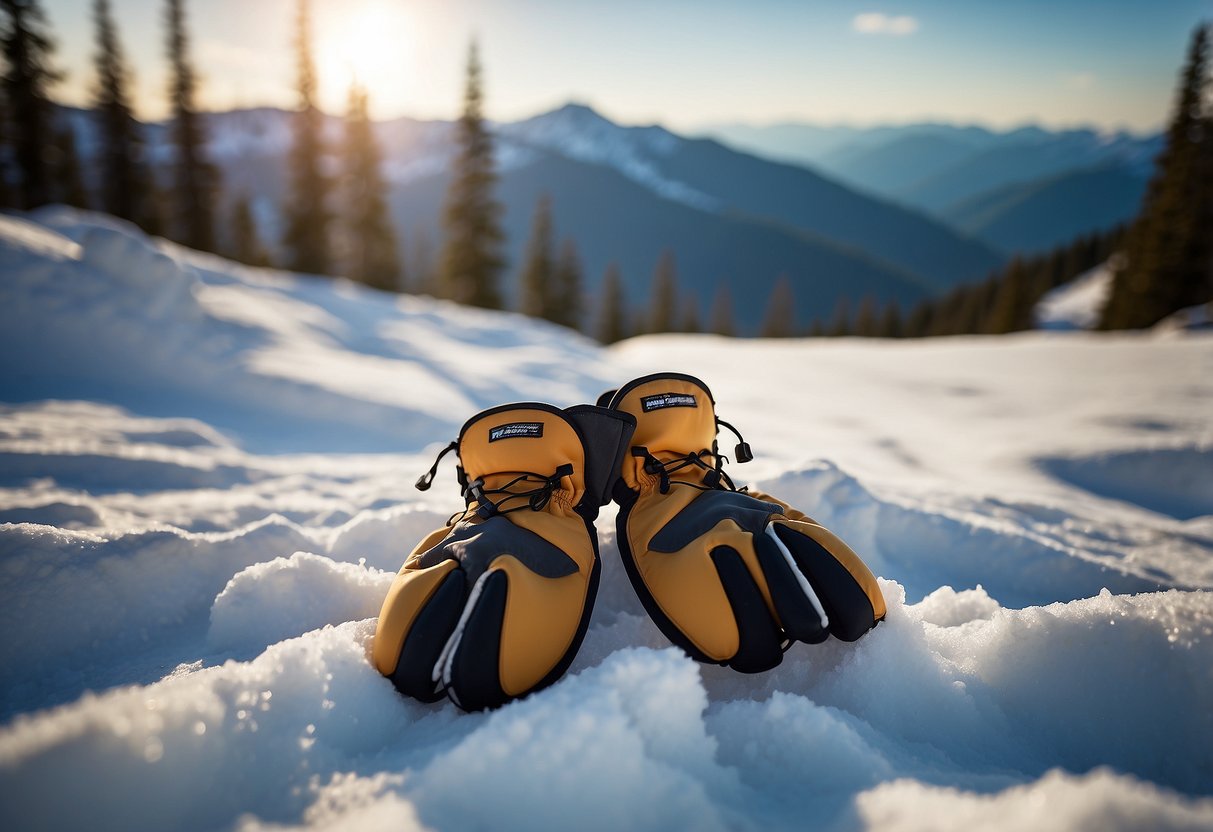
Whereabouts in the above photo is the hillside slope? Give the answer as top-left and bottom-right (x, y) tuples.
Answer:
(898, 132), (1158, 213)
(1, 210), (1210, 831)
(941, 166), (1146, 254)
(391, 152), (934, 329)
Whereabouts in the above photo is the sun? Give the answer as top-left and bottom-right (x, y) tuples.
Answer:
(316, 1), (415, 110)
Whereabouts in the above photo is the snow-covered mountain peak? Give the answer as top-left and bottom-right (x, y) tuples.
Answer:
(508, 101), (679, 155)
(528, 101), (614, 129)
(501, 102), (719, 210)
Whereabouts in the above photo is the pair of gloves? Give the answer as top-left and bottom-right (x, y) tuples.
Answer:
(371, 372), (886, 710)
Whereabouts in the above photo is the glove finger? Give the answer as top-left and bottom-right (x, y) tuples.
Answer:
(754, 526), (829, 645)
(772, 523), (880, 642)
(439, 568), (510, 711)
(376, 564), (466, 703)
(711, 545), (783, 673)
(444, 555), (595, 710)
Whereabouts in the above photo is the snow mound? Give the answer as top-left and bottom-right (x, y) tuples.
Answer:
(207, 553), (393, 652)
(2, 208), (616, 453)
(2, 584), (1211, 831)
(0, 516), (314, 718)
(0, 213), (83, 261)
(1154, 301), (1213, 332)
(1034, 263), (1111, 330)
(915, 585), (1001, 626)
(325, 505), (458, 573)
(756, 463), (1169, 606)
(857, 768), (1213, 832)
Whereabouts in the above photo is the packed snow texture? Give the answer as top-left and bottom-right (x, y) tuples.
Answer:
(1034, 262), (1112, 330)
(1, 210), (1211, 831)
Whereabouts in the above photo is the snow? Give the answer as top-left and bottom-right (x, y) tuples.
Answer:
(1, 208), (1211, 830)
(1, 208), (615, 452)
(1034, 263), (1112, 330)
(502, 103), (722, 210)
(858, 769), (1213, 832)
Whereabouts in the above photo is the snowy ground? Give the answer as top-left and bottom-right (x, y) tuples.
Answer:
(1035, 264), (1112, 331)
(1, 210), (1211, 831)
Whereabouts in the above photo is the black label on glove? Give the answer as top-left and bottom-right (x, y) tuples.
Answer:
(488, 422), (544, 442)
(641, 392), (698, 412)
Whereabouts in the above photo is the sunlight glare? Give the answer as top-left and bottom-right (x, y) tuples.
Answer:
(317, 1), (414, 114)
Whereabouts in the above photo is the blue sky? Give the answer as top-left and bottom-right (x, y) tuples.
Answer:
(42, 0), (1211, 131)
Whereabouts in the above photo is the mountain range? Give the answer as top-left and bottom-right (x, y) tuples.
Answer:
(57, 103), (1154, 331)
(704, 120), (1160, 255)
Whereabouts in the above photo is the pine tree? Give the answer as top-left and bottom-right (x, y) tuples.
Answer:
(596, 262), (628, 344)
(760, 274), (796, 337)
(853, 294), (879, 337)
(708, 282), (735, 336)
(1101, 24), (1213, 329)
(877, 300), (902, 338)
(827, 295), (852, 337)
(281, 0), (331, 274)
(903, 302), (932, 338)
(924, 294), (950, 336)
(228, 193), (270, 267)
(1028, 259), (1056, 311)
(1, 0), (61, 209)
(806, 318), (825, 338)
(518, 193), (553, 318)
(439, 40), (504, 308)
(551, 237), (584, 329)
(647, 249), (677, 333)
(680, 294), (701, 333)
(1043, 248), (1068, 290)
(0, 93), (11, 208)
(952, 281), (988, 334)
(985, 258), (1032, 333)
(892, 227), (1125, 340)
(92, 0), (156, 230)
(49, 118), (88, 207)
(165, 0), (217, 251)
(342, 84), (400, 291)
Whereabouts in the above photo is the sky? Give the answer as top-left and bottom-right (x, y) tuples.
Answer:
(41, 0), (1212, 132)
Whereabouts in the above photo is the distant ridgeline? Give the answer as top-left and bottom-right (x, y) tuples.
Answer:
(801, 227), (1125, 339)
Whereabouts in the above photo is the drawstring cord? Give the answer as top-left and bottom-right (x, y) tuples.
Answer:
(632, 446), (741, 494)
(632, 414), (754, 494)
(716, 418), (754, 463)
(415, 441), (458, 491)
(466, 464), (574, 519)
(417, 441), (574, 523)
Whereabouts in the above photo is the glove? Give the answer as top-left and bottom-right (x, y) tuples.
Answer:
(602, 372), (885, 673)
(372, 402), (635, 710)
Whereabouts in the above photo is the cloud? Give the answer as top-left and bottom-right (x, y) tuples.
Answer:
(853, 12), (920, 36)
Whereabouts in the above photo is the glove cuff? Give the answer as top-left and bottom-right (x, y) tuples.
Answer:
(436, 402), (635, 518)
(605, 372), (720, 492)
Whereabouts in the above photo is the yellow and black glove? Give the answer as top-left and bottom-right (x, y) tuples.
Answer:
(372, 403), (635, 710)
(602, 372), (885, 673)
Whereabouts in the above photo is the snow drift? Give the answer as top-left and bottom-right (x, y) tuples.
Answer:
(1, 209), (1210, 831)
